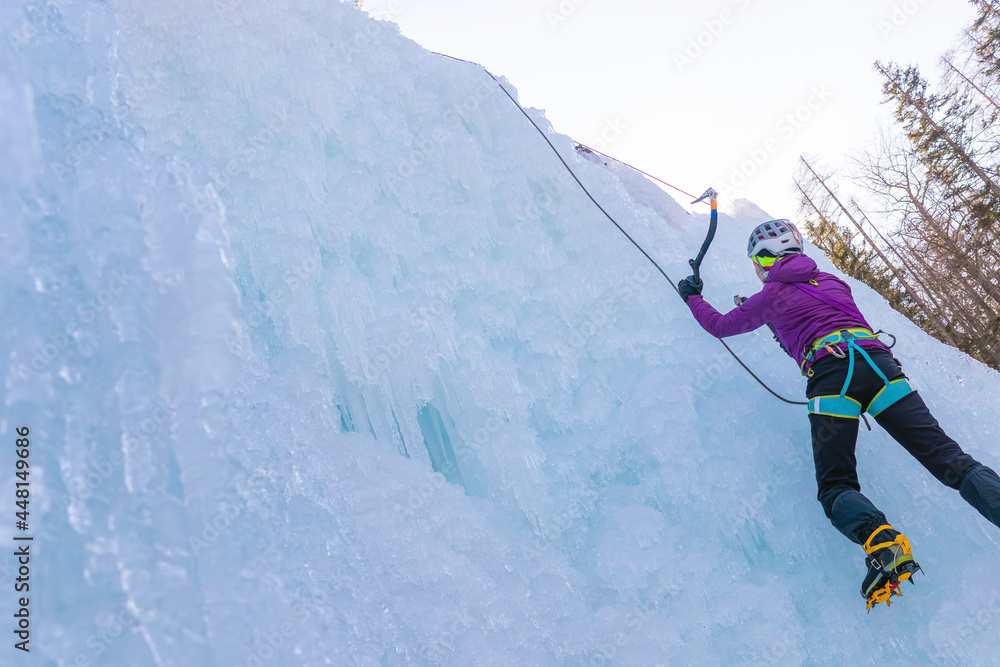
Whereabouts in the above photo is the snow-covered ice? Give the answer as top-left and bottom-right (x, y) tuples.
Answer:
(1, 0), (999, 664)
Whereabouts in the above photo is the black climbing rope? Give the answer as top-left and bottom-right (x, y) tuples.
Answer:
(430, 52), (807, 407)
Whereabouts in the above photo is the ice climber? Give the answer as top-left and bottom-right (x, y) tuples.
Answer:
(676, 218), (1000, 610)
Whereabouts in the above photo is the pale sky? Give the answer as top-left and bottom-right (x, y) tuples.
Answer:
(362, 0), (978, 219)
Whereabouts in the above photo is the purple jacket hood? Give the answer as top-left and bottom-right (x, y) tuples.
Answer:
(686, 253), (884, 372)
(766, 252), (820, 284)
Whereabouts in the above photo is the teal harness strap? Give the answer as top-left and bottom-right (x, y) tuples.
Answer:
(840, 341), (856, 398)
(867, 378), (913, 417)
(809, 394), (863, 420)
(811, 339), (864, 420)
(848, 339), (913, 417)
(852, 343), (890, 384)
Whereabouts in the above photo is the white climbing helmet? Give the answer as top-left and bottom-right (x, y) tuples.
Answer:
(747, 219), (804, 259)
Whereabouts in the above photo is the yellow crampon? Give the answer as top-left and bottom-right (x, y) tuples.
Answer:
(865, 580), (904, 612)
(862, 525), (920, 613)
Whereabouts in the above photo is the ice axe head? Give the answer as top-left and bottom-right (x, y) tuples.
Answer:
(690, 187), (717, 205)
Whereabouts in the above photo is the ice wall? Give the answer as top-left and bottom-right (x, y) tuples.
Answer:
(1, 0), (999, 665)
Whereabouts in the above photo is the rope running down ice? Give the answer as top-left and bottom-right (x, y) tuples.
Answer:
(430, 52), (808, 407)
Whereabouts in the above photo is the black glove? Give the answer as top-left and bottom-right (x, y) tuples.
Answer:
(678, 275), (703, 303)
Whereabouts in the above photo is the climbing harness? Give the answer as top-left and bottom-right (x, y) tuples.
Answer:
(862, 525), (921, 612)
(804, 329), (913, 421)
(801, 326), (877, 375)
(790, 280), (911, 421)
(429, 51), (808, 405)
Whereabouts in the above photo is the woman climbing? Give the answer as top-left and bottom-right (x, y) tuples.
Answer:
(677, 218), (1000, 611)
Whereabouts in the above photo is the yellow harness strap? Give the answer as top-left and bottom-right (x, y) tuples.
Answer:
(808, 327), (876, 354)
(799, 327), (876, 375)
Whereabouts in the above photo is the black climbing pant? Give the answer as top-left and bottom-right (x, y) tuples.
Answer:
(805, 347), (997, 544)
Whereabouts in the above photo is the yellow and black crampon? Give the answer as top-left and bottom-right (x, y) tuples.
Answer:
(861, 524), (922, 612)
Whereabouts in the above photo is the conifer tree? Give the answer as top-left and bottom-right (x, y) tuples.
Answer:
(794, 161), (924, 327)
(969, 0), (1000, 78)
(875, 61), (1000, 206)
(791, 2), (1000, 367)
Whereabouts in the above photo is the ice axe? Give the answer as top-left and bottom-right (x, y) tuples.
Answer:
(688, 187), (718, 282)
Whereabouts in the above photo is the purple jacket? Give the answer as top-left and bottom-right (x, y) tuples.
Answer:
(686, 254), (886, 372)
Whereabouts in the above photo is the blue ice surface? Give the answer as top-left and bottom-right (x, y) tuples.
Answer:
(1, 0), (998, 664)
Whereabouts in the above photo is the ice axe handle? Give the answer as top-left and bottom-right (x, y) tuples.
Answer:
(688, 188), (718, 283)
